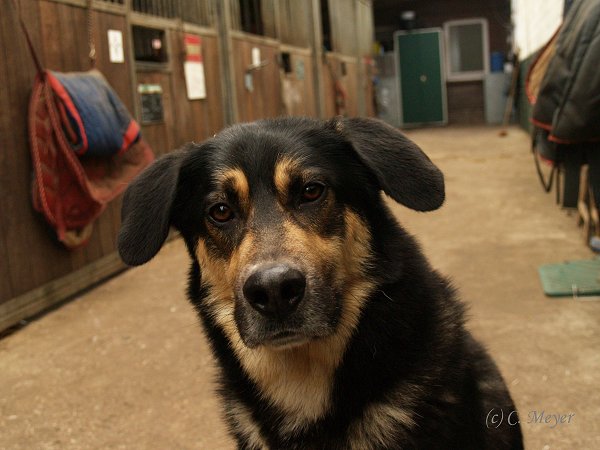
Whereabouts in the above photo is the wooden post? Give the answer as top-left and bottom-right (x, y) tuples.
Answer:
(272, 0), (281, 41)
(354, 0), (366, 117)
(216, 0), (238, 125)
(310, 0), (326, 118)
(123, 0), (142, 121)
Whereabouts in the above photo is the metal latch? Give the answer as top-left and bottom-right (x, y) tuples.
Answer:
(244, 60), (270, 92)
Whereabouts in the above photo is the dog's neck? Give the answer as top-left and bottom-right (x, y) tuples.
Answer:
(206, 276), (375, 433)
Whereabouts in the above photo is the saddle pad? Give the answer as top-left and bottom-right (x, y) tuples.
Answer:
(538, 258), (600, 297)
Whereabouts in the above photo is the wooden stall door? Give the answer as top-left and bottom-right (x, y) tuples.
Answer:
(232, 38), (283, 122)
(280, 50), (317, 117)
(136, 71), (176, 157)
(322, 54), (359, 118)
(363, 57), (376, 117)
(169, 32), (224, 146)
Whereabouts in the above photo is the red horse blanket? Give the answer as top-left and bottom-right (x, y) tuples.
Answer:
(29, 70), (154, 248)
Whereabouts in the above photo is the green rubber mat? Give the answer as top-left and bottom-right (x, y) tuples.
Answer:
(539, 258), (600, 297)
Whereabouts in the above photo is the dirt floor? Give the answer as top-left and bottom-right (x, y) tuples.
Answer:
(1, 126), (599, 449)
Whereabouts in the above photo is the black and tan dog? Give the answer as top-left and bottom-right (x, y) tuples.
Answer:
(117, 117), (523, 449)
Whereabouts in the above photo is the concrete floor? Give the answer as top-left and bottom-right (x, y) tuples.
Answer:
(1, 126), (599, 450)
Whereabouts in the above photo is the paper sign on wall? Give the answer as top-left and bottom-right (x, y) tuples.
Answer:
(184, 34), (206, 100)
(252, 47), (261, 66)
(107, 30), (124, 63)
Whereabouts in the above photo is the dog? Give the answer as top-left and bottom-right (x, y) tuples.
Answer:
(117, 117), (523, 449)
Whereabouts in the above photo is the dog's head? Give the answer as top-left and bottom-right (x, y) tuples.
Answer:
(118, 117), (443, 350)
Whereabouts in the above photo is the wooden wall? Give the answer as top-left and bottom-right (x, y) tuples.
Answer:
(328, 0), (357, 56)
(447, 81), (486, 125)
(172, 32), (224, 142)
(280, 48), (317, 117)
(320, 0), (374, 119)
(322, 54), (359, 118)
(278, 0), (312, 48)
(229, 0), (277, 38)
(0, 0), (224, 331)
(0, 0), (375, 331)
(136, 29), (224, 155)
(0, 1), (139, 329)
(356, 0), (375, 118)
(1, 0), (47, 308)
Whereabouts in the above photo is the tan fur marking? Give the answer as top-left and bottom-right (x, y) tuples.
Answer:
(217, 168), (250, 211)
(273, 157), (301, 198)
(347, 380), (424, 449)
(198, 210), (375, 433)
(196, 233), (255, 343)
(226, 401), (267, 450)
(348, 401), (416, 450)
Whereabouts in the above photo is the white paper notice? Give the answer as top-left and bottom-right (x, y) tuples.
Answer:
(184, 61), (207, 100)
(252, 47), (261, 67)
(107, 30), (124, 63)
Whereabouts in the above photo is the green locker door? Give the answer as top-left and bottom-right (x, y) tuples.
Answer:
(395, 29), (447, 126)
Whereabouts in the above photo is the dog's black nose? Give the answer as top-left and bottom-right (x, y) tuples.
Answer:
(243, 264), (306, 318)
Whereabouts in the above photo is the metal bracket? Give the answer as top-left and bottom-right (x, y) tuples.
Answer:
(244, 60), (269, 92)
(245, 60), (270, 73)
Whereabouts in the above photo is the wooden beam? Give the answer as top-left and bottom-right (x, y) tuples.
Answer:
(279, 43), (312, 56)
(182, 22), (218, 37)
(310, 0), (326, 118)
(123, 0), (142, 121)
(0, 252), (126, 332)
(230, 30), (280, 47)
(216, 0), (238, 125)
(129, 11), (179, 29)
(0, 229), (182, 333)
(354, 0), (366, 117)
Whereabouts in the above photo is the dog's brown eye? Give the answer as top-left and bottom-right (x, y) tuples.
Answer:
(301, 183), (325, 202)
(209, 204), (234, 223)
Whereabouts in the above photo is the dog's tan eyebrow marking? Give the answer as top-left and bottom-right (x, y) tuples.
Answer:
(274, 157), (302, 198)
(216, 168), (250, 209)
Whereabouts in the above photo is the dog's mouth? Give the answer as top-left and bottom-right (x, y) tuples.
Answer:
(264, 330), (311, 350)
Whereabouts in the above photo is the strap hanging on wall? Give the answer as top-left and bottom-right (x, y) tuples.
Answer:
(87, 0), (96, 68)
(11, 0), (43, 74)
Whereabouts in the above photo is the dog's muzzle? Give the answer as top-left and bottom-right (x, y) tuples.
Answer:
(242, 263), (306, 320)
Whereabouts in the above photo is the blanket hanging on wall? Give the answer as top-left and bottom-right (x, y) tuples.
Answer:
(47, 70), (141, 157)
(29, 70), (154, 248)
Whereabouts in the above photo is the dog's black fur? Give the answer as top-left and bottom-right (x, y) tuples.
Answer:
(118, 117), (523, 449)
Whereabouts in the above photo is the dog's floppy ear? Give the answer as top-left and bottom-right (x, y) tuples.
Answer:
(117, 150), (185, 266)
(334, 117), (444, 211)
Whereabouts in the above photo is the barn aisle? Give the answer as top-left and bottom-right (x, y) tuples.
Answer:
(1, 126), (598, 449)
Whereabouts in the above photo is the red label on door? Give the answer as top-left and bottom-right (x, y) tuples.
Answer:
(184, 34), (203, 63)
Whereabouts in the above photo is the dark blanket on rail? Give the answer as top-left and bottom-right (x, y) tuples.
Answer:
(48, 69), (140, 156)
(532, 0), (600, 144)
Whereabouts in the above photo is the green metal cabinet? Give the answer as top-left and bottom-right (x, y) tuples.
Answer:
(394, 29), (447, 126)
